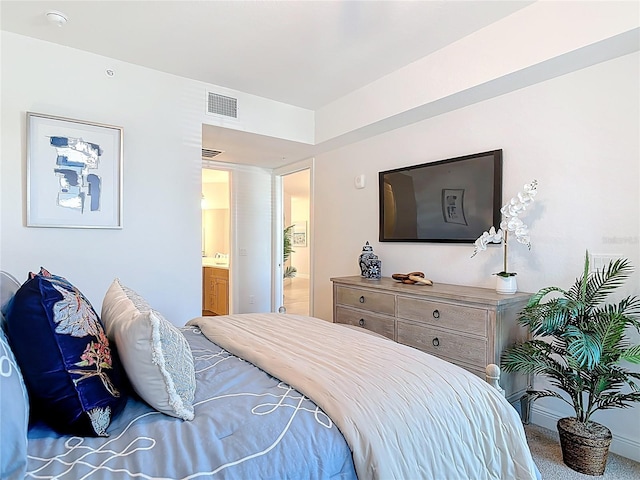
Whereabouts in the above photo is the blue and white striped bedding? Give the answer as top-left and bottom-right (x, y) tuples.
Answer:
(25, 326), (357, 479)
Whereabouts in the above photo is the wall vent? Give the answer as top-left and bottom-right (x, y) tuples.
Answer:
(207, 92), (238, 118)
(202, 148), (224, 159)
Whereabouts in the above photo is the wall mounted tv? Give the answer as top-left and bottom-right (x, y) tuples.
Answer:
(379, 149), (502, 243)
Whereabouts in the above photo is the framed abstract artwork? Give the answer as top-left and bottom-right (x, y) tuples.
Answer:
(441, 188), (468, 226)
(26, 112), (123, 229)
(292, 221), (307, 247)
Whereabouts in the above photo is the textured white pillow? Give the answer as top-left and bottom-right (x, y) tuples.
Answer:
(101, 279), (195, 420)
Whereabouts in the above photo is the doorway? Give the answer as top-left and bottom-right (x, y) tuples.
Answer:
(282, 168), (311, 315)
(202, 168), (231, 316)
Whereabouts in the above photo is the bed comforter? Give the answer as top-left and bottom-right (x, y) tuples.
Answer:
(187, 313), (539, 480)
(25, 326), (356, 479)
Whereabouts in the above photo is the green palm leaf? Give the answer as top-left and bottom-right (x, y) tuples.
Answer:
(565, 325), (600, 369)
(501, 250), (640, 425)
(594, 392), (640, 412)
(585, 258), (633, 308)
(621, 345), (640, 364)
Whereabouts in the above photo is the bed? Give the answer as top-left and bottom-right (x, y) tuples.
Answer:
(0, 269), (540, 480)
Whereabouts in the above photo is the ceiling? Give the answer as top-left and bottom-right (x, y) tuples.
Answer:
(1, 0), (532, 168)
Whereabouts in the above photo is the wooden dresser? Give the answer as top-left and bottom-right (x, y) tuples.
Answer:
(331, 275), (531, 404)
(203, 266), (229, 316)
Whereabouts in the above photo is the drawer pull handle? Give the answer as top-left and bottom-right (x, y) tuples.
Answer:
(359, 296), (365, 303)
(432, 309), (440, 319)
(432, 337), (440, 347)
(359, 318), (365, 327)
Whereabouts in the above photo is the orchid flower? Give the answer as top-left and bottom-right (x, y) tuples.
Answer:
(471, 180), (538, 275)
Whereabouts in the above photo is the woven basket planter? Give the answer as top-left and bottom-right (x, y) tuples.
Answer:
(557, 417), (612, 476)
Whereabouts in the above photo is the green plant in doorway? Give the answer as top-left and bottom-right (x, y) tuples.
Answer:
(283, 225), (297, 279)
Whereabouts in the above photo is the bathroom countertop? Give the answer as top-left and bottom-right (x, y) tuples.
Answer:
(202, 257), (229, 268)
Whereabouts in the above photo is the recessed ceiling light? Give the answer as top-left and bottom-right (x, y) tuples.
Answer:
(46, 11), (68, 27)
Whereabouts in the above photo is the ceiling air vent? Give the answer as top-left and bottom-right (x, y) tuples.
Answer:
(202, 148), (224, 159)
(207, 92), (238, 118)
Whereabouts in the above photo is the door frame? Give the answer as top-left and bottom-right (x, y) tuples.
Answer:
(273, 158), (314, 315)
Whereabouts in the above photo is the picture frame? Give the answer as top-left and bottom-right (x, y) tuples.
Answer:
(441, 188), (468, 225)
(292, 221), (307, 247)
(27, 112), (123, 229)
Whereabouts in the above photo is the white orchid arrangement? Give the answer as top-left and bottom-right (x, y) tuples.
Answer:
(471, 179), (538, 277)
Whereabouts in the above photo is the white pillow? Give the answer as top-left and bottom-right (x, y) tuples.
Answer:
(101, 279), (195, 420)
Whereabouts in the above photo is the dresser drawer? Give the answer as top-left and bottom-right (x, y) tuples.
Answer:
(335, 286), (395, 316)
(397, 296), (487, 337)
(397, 319), (487, 368)
(335, 306), (395, 340)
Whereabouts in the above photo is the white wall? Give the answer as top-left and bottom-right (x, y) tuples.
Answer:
(0, 33), (201, 323)
(202, 180), (230, 257)
(313, 52), (640, 460)
(0, 32), (307, 323)
(203, 85), (314, 146)
(203, 209), (229, 257)
(229, 165), (273, 314)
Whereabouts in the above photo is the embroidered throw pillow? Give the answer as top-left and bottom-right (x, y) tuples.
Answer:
(101, 279), (195, 420)
(4, 268), (126, 436)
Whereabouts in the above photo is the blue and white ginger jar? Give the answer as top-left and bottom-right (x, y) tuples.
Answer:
(358, 241), (381, 279)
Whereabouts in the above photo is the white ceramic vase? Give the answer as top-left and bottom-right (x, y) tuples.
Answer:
(496, 275), (517, 294)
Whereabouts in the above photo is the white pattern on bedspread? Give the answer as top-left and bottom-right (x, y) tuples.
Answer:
(187, 313), (539, 480)
(25, 327), (356, 479)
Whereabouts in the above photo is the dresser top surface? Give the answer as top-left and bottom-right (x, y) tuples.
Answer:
(331, 276), (531, 307)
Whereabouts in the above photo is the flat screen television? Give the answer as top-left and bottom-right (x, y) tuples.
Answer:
(379, 149), (502, 243)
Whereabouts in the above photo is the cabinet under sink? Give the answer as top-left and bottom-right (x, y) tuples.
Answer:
(202, 266), (229, 316)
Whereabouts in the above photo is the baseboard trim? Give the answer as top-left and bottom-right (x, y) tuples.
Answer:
(531, 405), (640, 462)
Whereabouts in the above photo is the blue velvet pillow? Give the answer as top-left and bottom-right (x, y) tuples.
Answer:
(4, 268), (127, 436)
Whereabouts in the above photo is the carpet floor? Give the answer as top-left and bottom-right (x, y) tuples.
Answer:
(525, 423), (640, 479)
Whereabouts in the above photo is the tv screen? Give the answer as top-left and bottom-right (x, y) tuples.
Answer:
(379, 150), (502, 243)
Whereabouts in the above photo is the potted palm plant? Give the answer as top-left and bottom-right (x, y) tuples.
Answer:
(501, 251), (640, 475)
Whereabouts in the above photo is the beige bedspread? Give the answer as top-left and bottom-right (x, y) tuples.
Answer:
(187, 313), (538, 480)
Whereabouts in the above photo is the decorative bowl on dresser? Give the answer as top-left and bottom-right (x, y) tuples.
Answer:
(331, 276), (532, 409)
